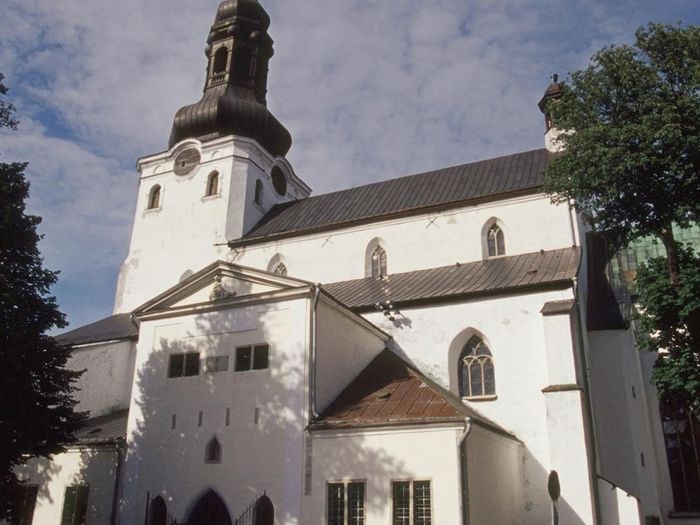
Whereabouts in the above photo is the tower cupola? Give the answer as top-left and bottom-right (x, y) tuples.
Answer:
(169, 0), (292, 156)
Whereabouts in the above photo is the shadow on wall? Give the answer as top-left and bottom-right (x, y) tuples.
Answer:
(115, 303), (409, 524)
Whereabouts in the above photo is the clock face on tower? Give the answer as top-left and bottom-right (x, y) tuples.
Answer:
(173, 149), (201, 176)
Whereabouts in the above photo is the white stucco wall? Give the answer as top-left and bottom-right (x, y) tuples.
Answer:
(315, 298), (387, 413)
(466, 424), (523, 525)
(14, 448), (121, 525)
(306, 425), (464, 524)
(69, 341), (136, 418)
(234, 193), (576, 286)
(114, 136), (309, 314)
(118, 297), (310, 525)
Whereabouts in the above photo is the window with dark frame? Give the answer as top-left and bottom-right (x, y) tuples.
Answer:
(167, 353), (200, 378)
(60, 485), (89, 525)
(327, 481), (365, 525)
(235, 344), (269, 372)
(392, 480), (431, 525)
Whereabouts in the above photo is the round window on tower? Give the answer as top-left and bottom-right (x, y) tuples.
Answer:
(271, 166), (287, 196)
(173, 149), (201, 176)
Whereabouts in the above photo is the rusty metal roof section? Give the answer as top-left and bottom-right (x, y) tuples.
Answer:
(323, 247), (580, 311)
(312, 349), (515, 438)
(55, 313), (137, 347)
(73, 409), (128, 446)
(234, 148), (551, 245)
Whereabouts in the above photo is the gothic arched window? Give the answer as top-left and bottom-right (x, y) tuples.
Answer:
(370, 246), (387, 278)
(254, 179), (264, 205)
(205, 436), (222, 464)
(273, 262), (287, 277)
(487, 224), (506, 257)
(147, 185), (161, 210)
(205, 171), (220, 197)
(459, 336), (495, 399)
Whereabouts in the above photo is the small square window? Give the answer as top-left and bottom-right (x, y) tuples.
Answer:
(235, 347), (252, 371)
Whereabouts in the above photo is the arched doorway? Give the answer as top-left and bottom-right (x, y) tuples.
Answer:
(188, 490), (232, 525)
(254, 495), (274, 525)
(148, 496), (167, 525)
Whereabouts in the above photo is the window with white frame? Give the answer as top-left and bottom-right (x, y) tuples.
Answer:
(370, 245), (387, 278)
(327, 481), (365, 525)
(486, 224), (506, 257)
(459, 335), (495, 398)
(392, 480), (431, 525)
(205, 171), (220, 197)
(147, 185), (162, 210)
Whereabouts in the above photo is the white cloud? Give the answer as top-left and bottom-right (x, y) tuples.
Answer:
(1, 0), (698, 328)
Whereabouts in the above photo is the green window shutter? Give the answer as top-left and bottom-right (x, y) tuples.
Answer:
(60, 487), (77, 525)
(60, 485), (89, 525)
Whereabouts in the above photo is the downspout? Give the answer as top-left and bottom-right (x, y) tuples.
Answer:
(459, 417), (473, 525)
(571, 277), (603, 524)
(110, 444), (124, 525)
(309, 284), (322, 421)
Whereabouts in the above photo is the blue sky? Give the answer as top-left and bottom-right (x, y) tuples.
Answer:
(1, 0), (699, 331)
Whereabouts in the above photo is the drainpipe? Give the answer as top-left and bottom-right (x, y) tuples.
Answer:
(571, 277), (602, 524)
(459, 417), (473, 525)
(110, 444), (124, 525)
(309, 284), (322, 421)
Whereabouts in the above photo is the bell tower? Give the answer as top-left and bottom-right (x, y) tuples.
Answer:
(113, 0), (310, 314)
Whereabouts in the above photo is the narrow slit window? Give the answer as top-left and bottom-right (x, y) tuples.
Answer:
(487, 224), (505, 257)
(147, 185), (161, 210)
(370, 246), (387, 278)
(254, 179), (264, 205)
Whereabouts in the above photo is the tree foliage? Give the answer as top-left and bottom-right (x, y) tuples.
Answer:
(0, 75), (85, 519)
(636, 247), (700, 414)
(542, 23), (700, 411)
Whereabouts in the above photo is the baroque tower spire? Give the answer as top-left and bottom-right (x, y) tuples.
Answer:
(169, 0), (292, 156)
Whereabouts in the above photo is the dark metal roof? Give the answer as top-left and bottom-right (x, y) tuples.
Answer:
(323, 247), (580, 311)
(55, 313), (137, 347)
(235, 148), (551, 245)
(72, 409), (128, 446)
(312, 349), (515, 440)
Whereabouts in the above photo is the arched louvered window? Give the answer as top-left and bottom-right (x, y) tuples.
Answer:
(459, 336), (496, 398)
(370, 246), (387, 278)
(487, 224), (506, 257)
(205, 171), (220, 197)
(254, 179), (264, 205)
(273, 262), (287, 277)
(205, 436), (222, 464)
(147, 185), (161, 210)
(212, 47), (228, 75)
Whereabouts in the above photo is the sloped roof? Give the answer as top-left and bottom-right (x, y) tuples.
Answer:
(73, 409), (128, 446)
(324, 247), (580, 310)
(55, 313), (137, 347)
(234, 148), (550, 245)
(312, 349), (515, 439)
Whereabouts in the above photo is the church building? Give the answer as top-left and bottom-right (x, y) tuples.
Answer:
(9, 1), (699, 524)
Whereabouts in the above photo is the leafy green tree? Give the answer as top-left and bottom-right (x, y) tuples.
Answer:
(0, 74), (85, 519)
(542, 23), (700, 410)
(636, 248), (700, 413)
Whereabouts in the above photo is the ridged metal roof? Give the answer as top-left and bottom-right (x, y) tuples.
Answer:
(73, 409), (128, 446)
(323, 247), (580, 310)
(55, 313), (137, 347)
(237, 148), (550, 245)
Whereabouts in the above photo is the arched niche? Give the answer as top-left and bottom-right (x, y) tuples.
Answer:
(187, 489), (232, 525)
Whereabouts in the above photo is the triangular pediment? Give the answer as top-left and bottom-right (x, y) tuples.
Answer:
(135, 261), (312, 315)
